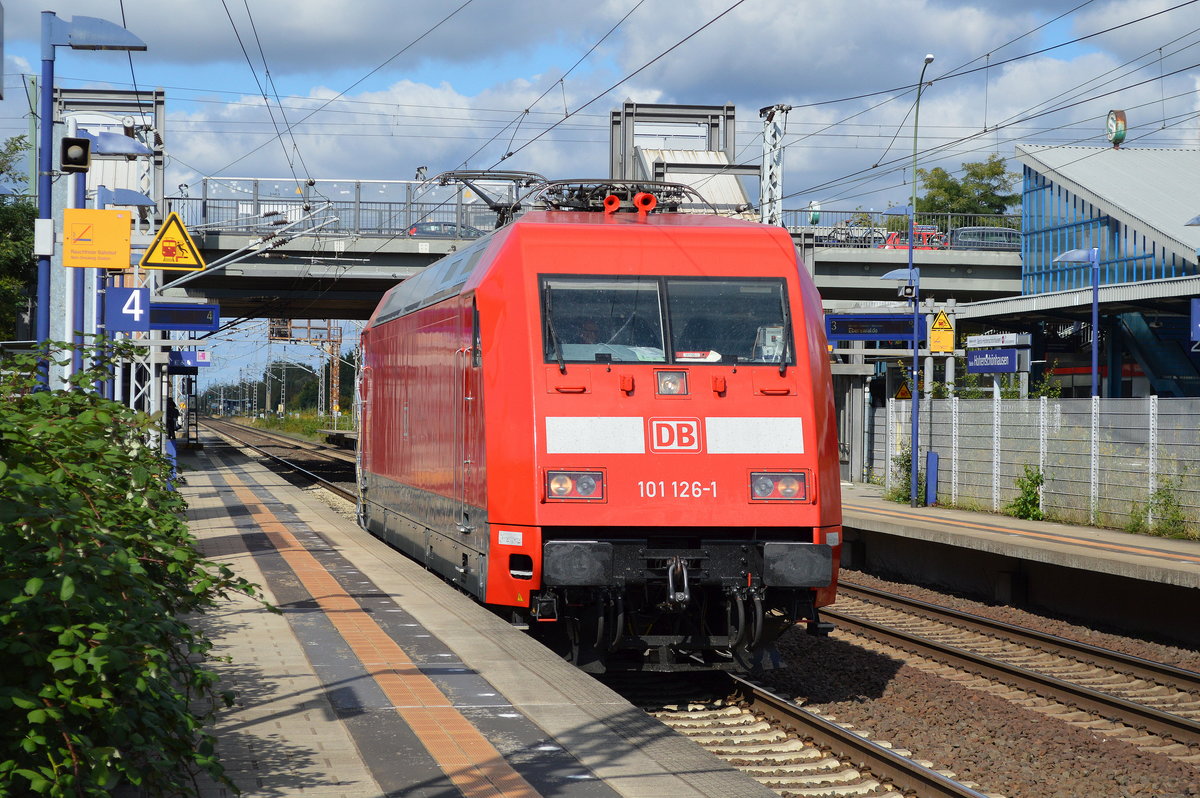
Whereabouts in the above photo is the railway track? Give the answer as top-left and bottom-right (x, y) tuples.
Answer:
(199, 418), (357, 502)
(609, 672), (1000, 798)
(828, 583), (1200, 760)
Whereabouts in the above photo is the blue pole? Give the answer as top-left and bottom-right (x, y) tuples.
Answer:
(37, 13), (57, 382)
(73, 172), (86, 376)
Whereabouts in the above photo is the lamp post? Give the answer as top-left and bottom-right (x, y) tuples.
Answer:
(36, 12), (145, 382)
(906, 53), (935, 507)
(1053, 247), (1100, 397)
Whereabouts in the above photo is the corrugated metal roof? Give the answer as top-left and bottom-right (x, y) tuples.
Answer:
(634, 148), (750, 209)
(1014, 143), (1200, 261)
(958, 273), (1200, 321)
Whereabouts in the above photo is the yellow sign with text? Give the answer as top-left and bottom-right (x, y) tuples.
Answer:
(930, 309), (955, 353)
(139, 212), (206, 271)
(63, 209), (132, 269)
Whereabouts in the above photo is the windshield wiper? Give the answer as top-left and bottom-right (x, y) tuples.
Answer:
(778, 289), (793, 377)
(543, 284), (566, 374)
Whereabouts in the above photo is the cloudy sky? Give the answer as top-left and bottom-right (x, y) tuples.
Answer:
(5, 0), (1199, 211)
(4, 0), (1199, 385)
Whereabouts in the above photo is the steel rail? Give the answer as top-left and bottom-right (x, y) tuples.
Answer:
(824, 601), (1200, 747)
(839, 582), (1200, 692)
(205, 418), (357, 464)
(201, 418), (357, 504)
(726, 673), (993, 798)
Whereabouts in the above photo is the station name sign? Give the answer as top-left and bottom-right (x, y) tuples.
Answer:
(967, 348), (1030, 374)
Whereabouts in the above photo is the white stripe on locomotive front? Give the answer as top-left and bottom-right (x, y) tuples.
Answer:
(544, 416), (804, 455)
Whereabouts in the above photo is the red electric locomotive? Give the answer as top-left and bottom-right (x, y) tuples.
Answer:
(358, 182), (841, 671)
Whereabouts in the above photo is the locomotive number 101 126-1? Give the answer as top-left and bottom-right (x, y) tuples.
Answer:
(637, 480), (718, 499)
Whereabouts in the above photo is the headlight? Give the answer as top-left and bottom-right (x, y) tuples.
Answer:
(752, 475), (776, 498)
(749, 471), (809, 501)
(575, 473), (598, 496)
(546, 470), (605, 501)
(656, 370), (688, 395)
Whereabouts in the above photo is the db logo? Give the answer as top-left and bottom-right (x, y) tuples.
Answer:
(648, 418), (703, 452)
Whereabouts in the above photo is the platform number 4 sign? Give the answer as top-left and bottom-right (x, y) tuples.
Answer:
(106, 286), (151, 333)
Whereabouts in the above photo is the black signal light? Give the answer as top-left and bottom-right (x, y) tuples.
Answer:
(60, 137), (92, 173)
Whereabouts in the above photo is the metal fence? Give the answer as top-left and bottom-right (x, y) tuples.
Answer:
(870, 396), (1200, 530)
(783, 208), (1021, 249)
(164, 182), (1024, 244)
(166, 178), (512, 237)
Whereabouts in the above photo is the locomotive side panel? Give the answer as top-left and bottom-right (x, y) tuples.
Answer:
(362, 294), (490, 596)
(795, 256), (843, 606)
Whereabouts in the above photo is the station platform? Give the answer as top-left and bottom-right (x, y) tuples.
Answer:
(839, 480), (1200, 644)
(178, 433), (776, 798)
(840, 481), (1200, 588)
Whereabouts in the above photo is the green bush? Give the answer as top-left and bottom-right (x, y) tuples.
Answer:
(884, 441), (925, 503)
(252, 411), (325, 439)
(0, 341), (263, 796)
(1127, 476), (1194, 540)
(1004, 464), (1045, 521)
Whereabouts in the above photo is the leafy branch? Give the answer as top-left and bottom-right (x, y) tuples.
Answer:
(0, 340), (266, 796)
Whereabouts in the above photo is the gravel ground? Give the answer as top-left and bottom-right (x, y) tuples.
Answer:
(760, 570), (1200, 798)
(837, 568), (1200, 672)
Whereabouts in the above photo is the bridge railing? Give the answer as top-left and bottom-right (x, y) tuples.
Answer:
(783, 208), (1021, 249)
(165, 179), (1022, 245)
(167, 177), (512, 237)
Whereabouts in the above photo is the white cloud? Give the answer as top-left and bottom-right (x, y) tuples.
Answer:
(2, 0), (1197, 211)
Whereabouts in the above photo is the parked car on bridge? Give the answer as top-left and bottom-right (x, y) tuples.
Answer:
(406, 222), (486, 239)
(878, 225), (949, 250)
(948, 226), (1021, 251)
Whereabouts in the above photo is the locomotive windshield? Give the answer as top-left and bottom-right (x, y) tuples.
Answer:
(540, 275), (793, 366)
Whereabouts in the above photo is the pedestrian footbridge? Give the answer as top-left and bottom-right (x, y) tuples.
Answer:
(161, 178), (1021, 320)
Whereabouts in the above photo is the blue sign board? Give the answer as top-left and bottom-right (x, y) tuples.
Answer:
(168, 351), (212, 368)
(105, 287), (151, 333)
(967, 348), (1022, 374)
(825, 314), (926, 342)
(1192, 298), (1200, 342)
(149, 303), (220, 332)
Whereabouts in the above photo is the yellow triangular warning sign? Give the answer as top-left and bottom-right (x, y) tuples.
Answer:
(894, 383), (912, 400)
(931, 310), (953, 332)
(139, 212), (206, 271)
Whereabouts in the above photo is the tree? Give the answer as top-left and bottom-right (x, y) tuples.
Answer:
(0, 135), (35, 340)
(915, 154), (1019, 216)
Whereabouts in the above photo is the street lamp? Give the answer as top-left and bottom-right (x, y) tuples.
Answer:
(901, 53), (935, 507)
(36, 13), (145, 379)
(1053, 247), (1100, 397)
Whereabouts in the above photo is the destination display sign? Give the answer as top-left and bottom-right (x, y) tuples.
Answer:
(149, 303), (220, 332)
(966, 333), (1031, 348)
(825, 314), (926, 342)
(168, 351), (212, 368)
